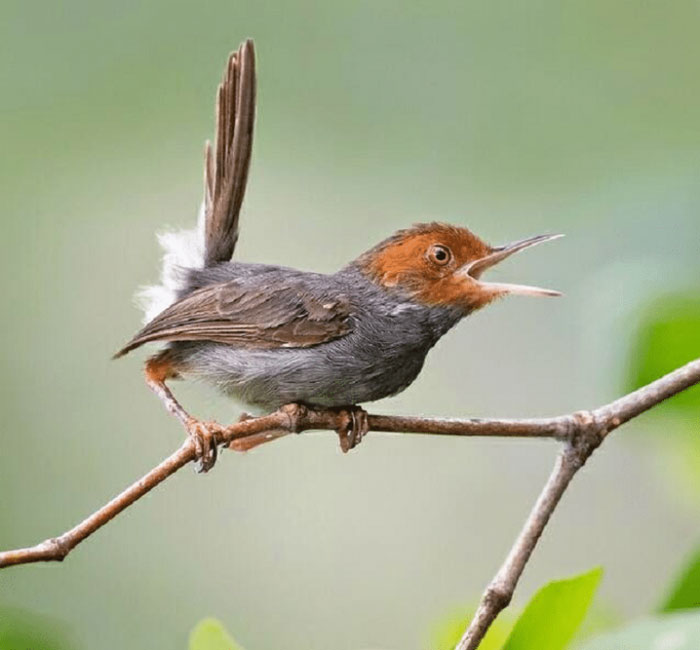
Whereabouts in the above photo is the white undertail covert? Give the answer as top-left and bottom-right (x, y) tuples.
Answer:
(136, 204), (206, 323)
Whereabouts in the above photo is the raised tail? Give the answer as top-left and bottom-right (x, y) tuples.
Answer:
(135, 40), (257, 326)
(203, 38), (256, 266)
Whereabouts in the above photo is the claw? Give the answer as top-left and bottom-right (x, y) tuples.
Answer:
(186, 418), (223, 473)
(336, 405), (369, 453)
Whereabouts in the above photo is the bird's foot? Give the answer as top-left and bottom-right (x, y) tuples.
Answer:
(185, 417), (224, 473)
(336, 405), (369, 453)
(227, 412), (290, 452)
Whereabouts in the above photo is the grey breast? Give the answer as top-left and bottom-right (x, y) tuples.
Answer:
(168, 263), (463, 409)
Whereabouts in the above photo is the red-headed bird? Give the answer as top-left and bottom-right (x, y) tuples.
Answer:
(115, 40), (562, 471)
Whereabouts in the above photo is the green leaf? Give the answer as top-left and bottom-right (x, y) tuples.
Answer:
(431, 605), (513, 650)
(579, 611), (700, 650)
(0, 606), (75, 650)
(502, 567), (602, 650)
(573, 602), (622, 643)
(626, 292), (700, 502)
(660, 546), (700, 613)
(627, 293), (700, 414)
(188, 618), (244, 650)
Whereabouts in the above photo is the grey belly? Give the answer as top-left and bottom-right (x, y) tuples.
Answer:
(169, 337), (428, 409)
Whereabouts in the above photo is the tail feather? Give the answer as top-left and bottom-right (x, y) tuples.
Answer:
(204, 38), (256, 266)
(134, 40), (256, 328)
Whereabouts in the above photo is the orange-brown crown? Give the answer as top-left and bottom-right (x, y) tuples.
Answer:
(355, 222), (563, 312)
(355, 222), (497, 311)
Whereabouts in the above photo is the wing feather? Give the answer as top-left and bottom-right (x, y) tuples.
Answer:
(114, 279), (352, 358)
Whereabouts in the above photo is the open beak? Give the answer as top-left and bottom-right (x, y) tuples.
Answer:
(461, 233), (564, 297)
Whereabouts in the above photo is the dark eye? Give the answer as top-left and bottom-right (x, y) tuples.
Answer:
(428, 244), (452, 266)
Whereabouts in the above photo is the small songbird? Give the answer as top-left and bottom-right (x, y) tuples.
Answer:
(115, 39), (562, 472)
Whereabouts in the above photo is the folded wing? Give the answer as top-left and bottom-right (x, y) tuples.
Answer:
(114, 279), (352, 358)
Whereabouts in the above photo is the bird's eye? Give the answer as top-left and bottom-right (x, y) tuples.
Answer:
(427, 244), (452, 266)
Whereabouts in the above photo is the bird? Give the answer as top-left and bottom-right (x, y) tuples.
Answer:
(115, 39), (562, 472)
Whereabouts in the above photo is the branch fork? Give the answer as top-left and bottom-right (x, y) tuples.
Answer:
(1, 359), (699, 650)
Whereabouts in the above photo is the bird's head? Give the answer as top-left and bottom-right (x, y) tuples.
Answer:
(355, 222), (562, 313)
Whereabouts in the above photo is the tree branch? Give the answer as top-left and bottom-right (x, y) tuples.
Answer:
(454, 357), (700, 650)
(0, 360), (698, 646)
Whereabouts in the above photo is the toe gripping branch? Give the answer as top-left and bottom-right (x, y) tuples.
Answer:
(335, 405), (369, 453)
(144, 355), (370, 471)
(229, 403), (370, 455)
(184, 418), (223, 473)
(144, 355), (223, 473)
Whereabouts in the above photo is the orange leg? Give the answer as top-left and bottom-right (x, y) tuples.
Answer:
(144, 357), (368, 462)
(144, 353), (222, 473)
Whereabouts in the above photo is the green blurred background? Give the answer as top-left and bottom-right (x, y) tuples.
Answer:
(1, 1), (699, 648)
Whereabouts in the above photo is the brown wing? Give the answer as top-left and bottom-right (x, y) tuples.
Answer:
(203, 39), (256, 266)
(114, 279), (352, 358)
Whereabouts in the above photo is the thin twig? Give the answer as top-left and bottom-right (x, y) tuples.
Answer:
(0, 361), (698, 591)
(454, 357), (700, 650)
